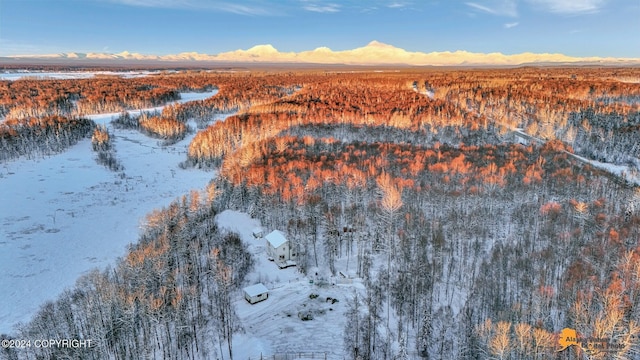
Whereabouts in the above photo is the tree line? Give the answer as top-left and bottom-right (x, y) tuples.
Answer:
(0, 115), (94, 162)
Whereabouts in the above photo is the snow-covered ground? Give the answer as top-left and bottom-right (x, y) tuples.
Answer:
(216, 210), (362, 360)
(0, 70), (161, 81)
(84, 90), (217, 121)
(570, 153), (640, 186)
(513, 129), (640, 186)
(0, 91), (218, 334)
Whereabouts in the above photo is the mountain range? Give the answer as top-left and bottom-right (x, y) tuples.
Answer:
(4, 41), (640, 66)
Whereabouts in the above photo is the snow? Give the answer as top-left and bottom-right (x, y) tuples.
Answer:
(570, 153), (640, 186)
(425, 90), (435, 99)
(252, 227), (264, 238)
(215, 210), (356, 359)
(84, 90), (217, 121)
(215, 211), (300, 286)
(0, 91), (219, 334)
(0, 70), (159, 81)
(235, 280), (348, 359)
(243, 283), (269, 297)
(265, 230), (288, 249)
(514, 129), (640, 185)
(411, 82), (435, 99)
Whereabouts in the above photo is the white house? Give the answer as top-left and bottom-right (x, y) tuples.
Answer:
(265, 230), (296, 262)
(243, 283), (269, 304)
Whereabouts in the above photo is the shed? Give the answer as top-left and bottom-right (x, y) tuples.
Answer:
(243, 283), (269, 304)
(252, 227), (264, 239)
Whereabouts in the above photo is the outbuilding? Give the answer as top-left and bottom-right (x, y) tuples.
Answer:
(252, 227), (264, 239)
(243, 283), (269, 304)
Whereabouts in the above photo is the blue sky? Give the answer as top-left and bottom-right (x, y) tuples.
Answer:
(0, 0), (638, 57)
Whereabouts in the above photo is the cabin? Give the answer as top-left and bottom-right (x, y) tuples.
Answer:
(265, 230), (297, 262)
(243, 283), (269, 304)
(252, 227), (264, 239)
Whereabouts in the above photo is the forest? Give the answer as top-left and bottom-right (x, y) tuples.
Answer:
(1, 67), (640, 359)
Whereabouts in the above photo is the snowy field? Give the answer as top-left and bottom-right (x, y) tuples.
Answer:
(216, 210), (363, 360)
(0, 91), (218, 334)
(0, 70), (161, 81)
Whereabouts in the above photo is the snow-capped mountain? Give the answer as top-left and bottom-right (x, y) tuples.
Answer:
(4, 41), (640, 66)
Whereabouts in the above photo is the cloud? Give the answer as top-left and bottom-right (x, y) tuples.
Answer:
(220, 3), (273, 15)
(527, 0), (608, 14)
(466, 0), (518, 17)
(105, 0), (176, 6)
(504, 22), (519, 28)
(106, 0), (199, 8)
(105, 0), (414, 15)
(103, 0), (273, 15)
(302, 2), (340, 13)
(466, 2), (499, 14)
(387, 2), (408, 8)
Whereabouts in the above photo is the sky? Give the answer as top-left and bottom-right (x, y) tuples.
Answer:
(0, 0), (639, 58)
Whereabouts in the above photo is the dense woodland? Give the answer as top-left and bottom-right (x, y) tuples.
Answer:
(0, 115), (94, 161)
(0, 76), (182, 119)
(0, 76), (189, 161)
(2, 67), (640, 359)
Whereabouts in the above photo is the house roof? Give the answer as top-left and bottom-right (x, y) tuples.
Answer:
(243, 283), (269, 297)
(265, 230), (288, 248)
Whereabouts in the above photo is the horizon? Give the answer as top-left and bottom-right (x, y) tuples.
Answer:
(3, 40), (640, 67)
(1, 0), (639, 59)
(7, 40), (640, 59)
